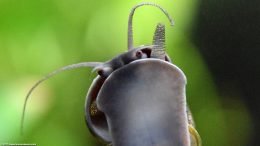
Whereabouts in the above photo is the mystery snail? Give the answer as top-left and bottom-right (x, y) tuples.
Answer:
(21, 2), (201, 146)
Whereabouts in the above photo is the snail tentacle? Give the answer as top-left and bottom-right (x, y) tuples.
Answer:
(128, 2), (174, 50)
(21, 62), (103, 135)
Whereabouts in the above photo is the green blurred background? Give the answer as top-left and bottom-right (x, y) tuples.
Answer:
(0, 0), (256, 145)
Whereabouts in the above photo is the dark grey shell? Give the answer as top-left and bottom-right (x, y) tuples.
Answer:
(84, 57), (194, 145)
(97, 59), (189, 146)
(84, 55), (201, 146)
(84, 57), (173, 144)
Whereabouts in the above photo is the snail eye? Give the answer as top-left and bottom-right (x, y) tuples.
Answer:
(135, 51), (143, 58)
(97, 69), (105, 76)
(97, 67), (113, 78)
(97, 69), (104, 76)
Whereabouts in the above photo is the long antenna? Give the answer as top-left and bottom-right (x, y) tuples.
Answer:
(20, 62), (102, 135)
(127, 2), (174, 50)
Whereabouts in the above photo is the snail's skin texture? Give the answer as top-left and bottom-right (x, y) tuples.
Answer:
(94, 47), (152, 78)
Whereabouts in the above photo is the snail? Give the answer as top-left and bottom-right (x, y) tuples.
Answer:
(21, 2), (201, 146)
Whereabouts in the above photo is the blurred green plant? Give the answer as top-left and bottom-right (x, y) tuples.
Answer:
(0, 0), (250, 146)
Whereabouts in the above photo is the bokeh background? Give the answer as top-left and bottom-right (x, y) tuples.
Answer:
(0, 0), (259, 146)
